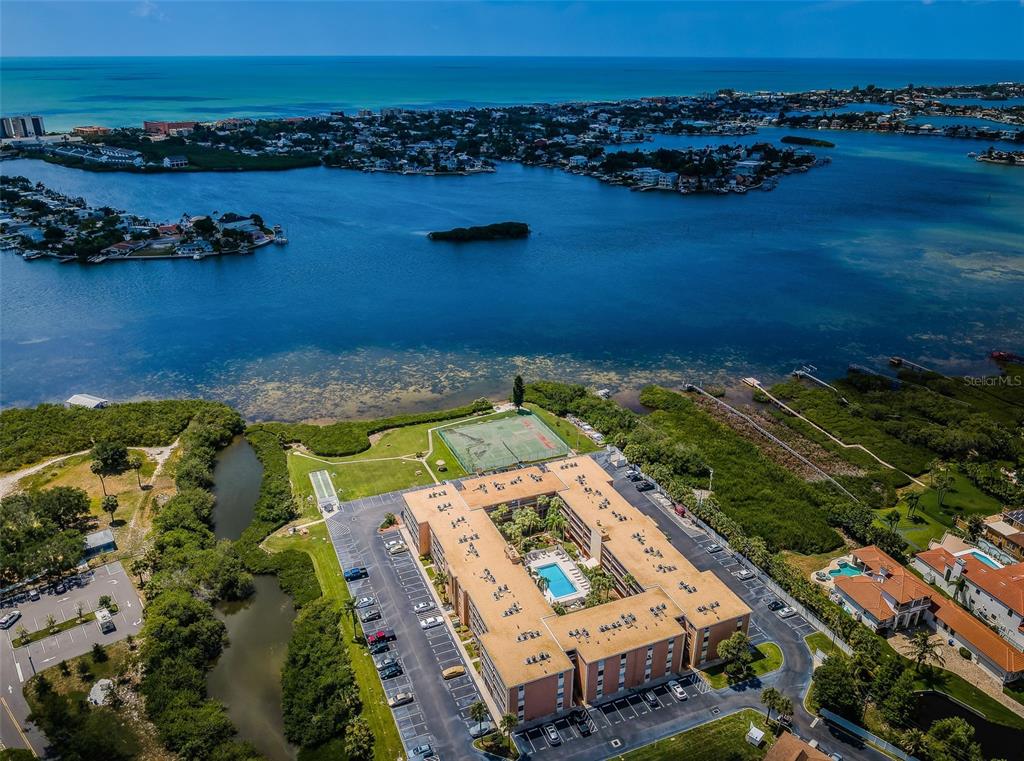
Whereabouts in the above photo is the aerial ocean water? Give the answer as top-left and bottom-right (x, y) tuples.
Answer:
(1, 57), (1023, 420)
(4, 56), (1024, 131)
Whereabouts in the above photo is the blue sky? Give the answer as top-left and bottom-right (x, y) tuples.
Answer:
(3, 1), (1023, 59)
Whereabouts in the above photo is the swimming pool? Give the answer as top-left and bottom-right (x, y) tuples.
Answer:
(829, 562), (863, 578)
(968, 551), (1002, 569)
(537, 563), (578, 599)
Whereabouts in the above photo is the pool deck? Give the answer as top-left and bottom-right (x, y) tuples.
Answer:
(811, 554), (855, 591)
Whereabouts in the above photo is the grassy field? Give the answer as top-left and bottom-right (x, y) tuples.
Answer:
(614, 709), (771, 761)
(263, 523), (405, 761)
(804, 632), (841, 658)
(768, 380), (934, 475)
(287, 452), (435, 518)
(781, 548), (850, 580)
(877, 469), (1003, 549)
(701, 643), (784, 689)
(17, 449), (160, 556)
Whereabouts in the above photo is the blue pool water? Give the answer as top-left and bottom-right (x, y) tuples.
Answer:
(537, 563), (578, 598)
(829, 562), (863, 578)
(969, 551), (1002, 569)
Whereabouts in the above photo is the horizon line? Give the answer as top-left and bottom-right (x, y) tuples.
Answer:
(3, 54), (1024, 63)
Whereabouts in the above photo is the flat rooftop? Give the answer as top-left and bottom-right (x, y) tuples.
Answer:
(403, 454), (749, 687)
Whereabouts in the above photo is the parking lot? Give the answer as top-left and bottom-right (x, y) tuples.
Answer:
(0, 562), (143, 754)
(326, 495), (484, 760)
(324, 458), (881, 761)
(515, 673), (713, 756)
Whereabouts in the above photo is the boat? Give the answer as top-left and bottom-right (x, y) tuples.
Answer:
(273, 224), (288, 245)
(193, 253), (204, 260)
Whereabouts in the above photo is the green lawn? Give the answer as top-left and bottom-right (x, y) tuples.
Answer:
(263, 523), (405, 761)
(1003, 680), (1024, 709)
(804, 632), (841, 659)
(877, 469), (1003, 550)
(701, 643), (784, 689)
(287, 451), (436, 518)
(614, 709), (771, 761)
(525, 403), (601, 454)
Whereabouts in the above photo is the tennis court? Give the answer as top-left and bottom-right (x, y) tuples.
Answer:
(439, 412), (570, 473)
(309, 468), (340, 510)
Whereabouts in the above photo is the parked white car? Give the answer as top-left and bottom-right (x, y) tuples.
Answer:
(777, 606), (797, 619)
(419, 616), (444, 630)
(668, 679), (687, 701)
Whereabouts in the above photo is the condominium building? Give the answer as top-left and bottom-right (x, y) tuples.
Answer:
(401, 455), (749, 723)
(1, 115), (45, 139)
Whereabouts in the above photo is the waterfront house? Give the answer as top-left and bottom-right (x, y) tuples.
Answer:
(162, 155), (189, 169)
(977, 510), (1024, 562)
(831, 546), (932, 633)
(913, 546), (1024, 650)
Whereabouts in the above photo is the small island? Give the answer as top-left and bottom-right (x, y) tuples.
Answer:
(428, 221), (530, 242)
(781, 135), (836, 148)
(0, 176), (286, 263)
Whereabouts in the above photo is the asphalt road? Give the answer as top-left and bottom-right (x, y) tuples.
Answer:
(0, 561), (143, 755)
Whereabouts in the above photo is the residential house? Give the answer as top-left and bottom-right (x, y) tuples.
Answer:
(913, 547), (1024, 651)
(831, 546), (932, 633)
(162, 155), (189, 169)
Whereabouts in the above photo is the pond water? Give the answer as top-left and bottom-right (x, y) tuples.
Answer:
(212, 436), (264, 540)
(208, 435), (296, 761)
(913, 690), (1020, 760)
(208, 576), (298, 761)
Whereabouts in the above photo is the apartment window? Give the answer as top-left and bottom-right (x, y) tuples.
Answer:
(737, 619), (744, 629)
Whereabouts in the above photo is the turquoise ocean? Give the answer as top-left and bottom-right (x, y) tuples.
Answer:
(1, 57), (1022, 419)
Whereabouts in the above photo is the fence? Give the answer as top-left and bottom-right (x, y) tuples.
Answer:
(675, 504), (853, 656)
(600, 448), (853, 654)
(820, 709), (918, 761)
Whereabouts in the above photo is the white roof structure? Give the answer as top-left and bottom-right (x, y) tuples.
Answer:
(65, 393), (110, 408)
(746, 723), (766, 746)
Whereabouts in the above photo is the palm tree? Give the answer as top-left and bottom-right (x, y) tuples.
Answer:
(469, 700), (489, 726)
(901, 728), (928, 757)
(90, 459), (108, 496)
(623, 573), (639, 593)
(536, 575), (549, 594)
(128, 454), (143, 489)
(963, 514), (985, 543)
(102, 495), (119, 524)
(776, 694), (793, 724)
(499, 713), (518, 754)
(909, 629), (944, 672)
(952, 575), (968, 606)
(905, 491), (921, 520)
(885, 510), (901, 531)
(760, 687), (782, 723)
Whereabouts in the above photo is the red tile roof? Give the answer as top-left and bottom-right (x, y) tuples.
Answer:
(916, 548), (1024, 617)
(933, 599), (1024, 674)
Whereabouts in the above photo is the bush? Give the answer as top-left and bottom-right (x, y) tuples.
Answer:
(251, 398), (492, 458)
(0, 400), (235, 472)
(959, 646), (972, 660)
(282, 599), (360, 748)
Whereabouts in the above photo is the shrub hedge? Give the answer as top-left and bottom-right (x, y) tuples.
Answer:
(251, 398), (493, 457)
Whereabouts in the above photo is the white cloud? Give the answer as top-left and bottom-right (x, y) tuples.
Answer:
(132, 1), (166, 22)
